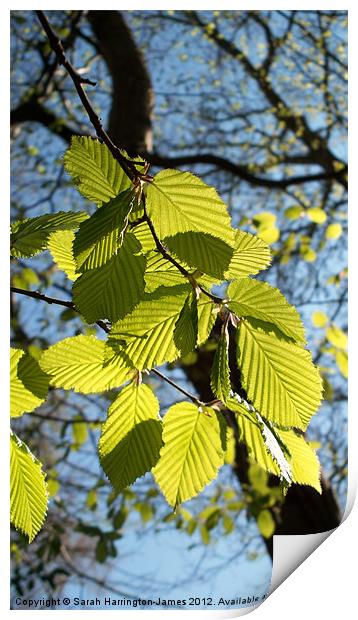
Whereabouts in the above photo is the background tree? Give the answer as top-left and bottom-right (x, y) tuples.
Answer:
(10, 10), (347, 605)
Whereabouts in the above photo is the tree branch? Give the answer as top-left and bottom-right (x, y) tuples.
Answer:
(36, 10), (142, 183)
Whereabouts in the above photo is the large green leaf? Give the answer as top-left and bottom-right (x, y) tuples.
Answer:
(48, 229), (78, 281)
(146, 169), (235, 244)
(11, 211), (87, 258)
(144, 251), (187, 292)
(210, 326), (231, 403)
(153, 402), (226, 507)
(107, 284), (191, 370)
(73, 190), (134, 271)
(10, 348), (49, 418)
(228, 278), (305, 343)
(277, 428), (321, 493)
(39, 335), (132, 394)
(230, 398), (321, 491)
(228, 397), (292, 483)
(99, 382), (162, 490)
(173, 291), (198, 356)
(63, 136), (133, 205)
(72, 233), (146, 323)
(225, 230), (271, 279)
(10, 434), (48, 542)
(166, 231), (234, 279)
(236, 320), (322, 430)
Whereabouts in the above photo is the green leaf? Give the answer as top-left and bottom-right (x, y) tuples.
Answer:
(284, 206), (303, 220)
(257, 510), (275, 538)
(173, 291), (198, 356)
(311, 311), (328, 328)
(99, 382), (162, 491)
(335, 350), (348, 378)
(228, 397), (292, 483)
(276, 428), (321, 493)
(39, 335), (132, 394)
(153, 402), (226, 507)
(325, 223), (342, 240)
(73, 190), (134, 271)
(11, 212), (87, 258)
(146, 169), (234, 245)
(225, 230), (271, 279)
(252, 212), (280, 245)
(326, 325), (347, 350)
(63, 136), (133, 205)
(166, 231), (234, 279)
(10, 434), (48, 542)
(10, 348), (49, 418)
(72, 417), (88, 449)
(210, 325), (231, 403)
(236, 320), (322, 430)
(48, 229), (78, 281)
(306, 207), (327, 224)
(228, 278), (305, 343)
(107, 284), (191, 370)
(72, 233), (146, 323)
(144, 251), (187, 292)
(131, 221), (156, 253)
(197, 298), (217, 345)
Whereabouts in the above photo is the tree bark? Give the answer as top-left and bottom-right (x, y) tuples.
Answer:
(87, 10), (153, 154)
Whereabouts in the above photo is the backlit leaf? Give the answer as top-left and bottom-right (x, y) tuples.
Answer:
(154, 402), (226, 507)
(10, 348), (49, 418)
(63, 136), (133, 205)
(39, 335), (132, 394)
(11, 212), (87, 258)
(210, 325), (231, 403)
(10, 434), (48, 542)
(228, 278), (305, 343)
(236, 320), (322, 430)
(99, 382), (162, 490)
(73, 233), (146, 323)
(48, 229), (78, 281)
(225, 230), (271, 279)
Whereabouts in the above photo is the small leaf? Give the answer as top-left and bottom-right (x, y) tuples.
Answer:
(39, 335), (132, 394)
(284, 206), (302, 220)
(257, 510), (275, 538)
(210, 325), (231, 403)
(99, 382), (162, 491)
(311, 311), (328, 328)
(72, 417), (88, 449)
(325, 223), (342, 240)
(154, 402), (226, 507)
(10, 348), (49, 418)
(306, 208), (327, 224)
(326, 325), (347, 350)
(10, 434), (48, 542)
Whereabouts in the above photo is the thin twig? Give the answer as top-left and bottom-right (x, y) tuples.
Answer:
(11, 286), (207, 407)
(36, 10), (143, 183)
